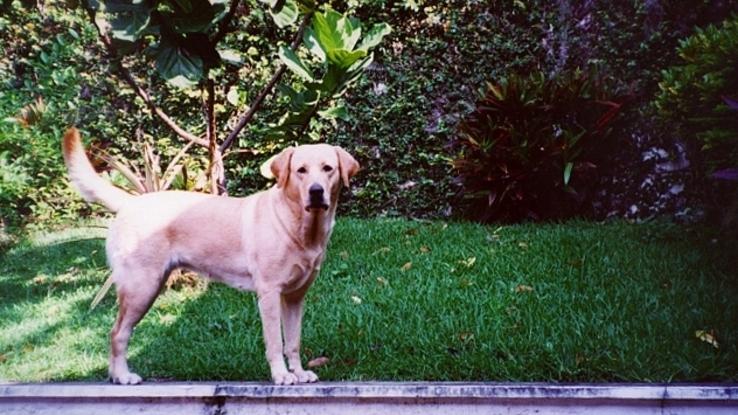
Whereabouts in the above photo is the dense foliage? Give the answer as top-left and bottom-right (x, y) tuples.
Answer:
(326, 0), (738, 219)
(452, 70), (624, 222)
(655, 17), (738, 174)
(2, 0), (738, 227)
(272, 8), (391, 141)
(0, 10), (105, 225)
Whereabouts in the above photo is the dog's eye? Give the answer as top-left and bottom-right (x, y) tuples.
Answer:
(297, 167), (307, 174)
(322, 165), (333, 173)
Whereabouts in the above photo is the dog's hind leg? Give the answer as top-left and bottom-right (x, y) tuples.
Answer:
(108, 265), (166, 384)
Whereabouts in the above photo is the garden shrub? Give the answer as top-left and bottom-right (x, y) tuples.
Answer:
(321, 0), (738, 220)
(655, 16), (738, 174)
(0, 5), (140, 227)
(324, 0), (548, 219)
(451, 69), (625, 223)
(655, 16), (738, 229)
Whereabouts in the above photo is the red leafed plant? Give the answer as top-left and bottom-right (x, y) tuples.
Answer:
(452, 69), (626, 222)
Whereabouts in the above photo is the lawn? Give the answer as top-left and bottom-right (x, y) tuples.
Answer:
(0, 218), (736, 383)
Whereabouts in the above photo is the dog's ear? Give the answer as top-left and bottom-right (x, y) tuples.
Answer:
(270, 147), (294, 188)
(334, 146), (360, 187)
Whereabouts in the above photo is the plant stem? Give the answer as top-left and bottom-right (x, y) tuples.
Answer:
(295, 102), (320, 140)
(203, 79), (215, 194)
(220, 12), (312, 153)
(79, 0), (208, 148)
(295, 84), (338, 140)
(202, 79), (226, 194)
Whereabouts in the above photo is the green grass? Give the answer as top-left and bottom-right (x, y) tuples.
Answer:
(1, 219), (736, 383)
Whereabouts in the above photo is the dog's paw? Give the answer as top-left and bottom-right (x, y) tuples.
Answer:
(293, 369), (318, 383)
(110, 371), (143, 385)
(272, 371), (298, 385)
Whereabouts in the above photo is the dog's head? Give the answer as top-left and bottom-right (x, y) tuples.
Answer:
(270, 144), (360, 212)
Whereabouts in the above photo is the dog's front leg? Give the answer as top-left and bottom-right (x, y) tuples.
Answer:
(257, 290), (297, 385)
(282, 294), (318, 383)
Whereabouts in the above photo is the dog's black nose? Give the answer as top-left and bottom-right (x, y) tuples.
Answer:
(309, 184), (324, 198)
(307, 184), (329, 211)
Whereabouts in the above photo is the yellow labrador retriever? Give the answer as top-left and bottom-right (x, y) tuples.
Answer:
(62, 128), (359, 385)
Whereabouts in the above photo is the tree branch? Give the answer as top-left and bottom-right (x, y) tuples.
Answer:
(80, 0), (208, 148)
(219, 12), (312, 153)
(202, 80), (214, 193)
(202, 78), (228, 194)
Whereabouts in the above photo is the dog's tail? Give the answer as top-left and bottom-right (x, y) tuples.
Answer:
(62, 128), (132, 212)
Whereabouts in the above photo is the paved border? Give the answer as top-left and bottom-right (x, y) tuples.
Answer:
(1, 382), (737, 415)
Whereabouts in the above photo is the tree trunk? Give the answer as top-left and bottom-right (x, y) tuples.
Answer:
(203, 79), (226, 195)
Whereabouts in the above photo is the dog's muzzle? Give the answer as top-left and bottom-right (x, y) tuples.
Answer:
(306, 183), (329, 211)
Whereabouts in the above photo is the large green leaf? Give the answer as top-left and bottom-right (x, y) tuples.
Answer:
(347, 52), (373, 73)
(356, 22), (391, 51)
(260, 0), (298, 28)
(278, 84), (318, 111)
(321, 54), (373, 97)
(315, 58), (369, 97)
(277, 110), (313, 129)
(110, 9), (151, 42)
(168, 0), (228, 33)
(102, 0), (146, 13)
(218, 48), (242, 66)
(325, 48), (366, 69)
(342, 17), (361, 50)
(278, 45), (315, 82)
(318, 104), (349, 121)
(319, 64), (344, 93)
(302, 28), (326, 62)
(338, 55), (373, 95)
(154, 38), (204, 88)
(277, 84), (301, 110)
(271, 0), (286, 12)
(563, 162), (573, 186)
(172, 0), (193, 13)
(271, 1), (298, 28)
(294, 0), (315, 12)
(105, 0), (153, 43)
(312, 8), (355, 52)
(181, 32), (221, 66)
(274, 9), (389, 140)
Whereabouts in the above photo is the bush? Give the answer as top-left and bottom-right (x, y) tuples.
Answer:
(0, 6), (115, 227)
(655, 17), (738, 174)
(654, 16), (738, 229)
(452, 69), (624, 223)
(325, 0), (548, 219)
(325, 0), (735, 220)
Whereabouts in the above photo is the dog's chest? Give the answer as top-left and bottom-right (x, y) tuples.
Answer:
(282, 249), (325, 293)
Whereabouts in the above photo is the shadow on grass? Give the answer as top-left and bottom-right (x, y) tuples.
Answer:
(0, 237), (107, 304)
(127, 283), (269, 382)
(0, 236), (114, 381)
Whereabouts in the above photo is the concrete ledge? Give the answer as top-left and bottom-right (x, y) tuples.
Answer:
(1, 382), (737, 415)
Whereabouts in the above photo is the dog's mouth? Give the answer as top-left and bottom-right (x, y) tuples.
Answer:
(306, 184), (329, 212)
(305, 203), (329, 212)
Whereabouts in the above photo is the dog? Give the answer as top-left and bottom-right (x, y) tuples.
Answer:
(62, 128), (359, 385)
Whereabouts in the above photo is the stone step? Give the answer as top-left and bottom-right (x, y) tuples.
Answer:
(1, 382), (737, 415)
